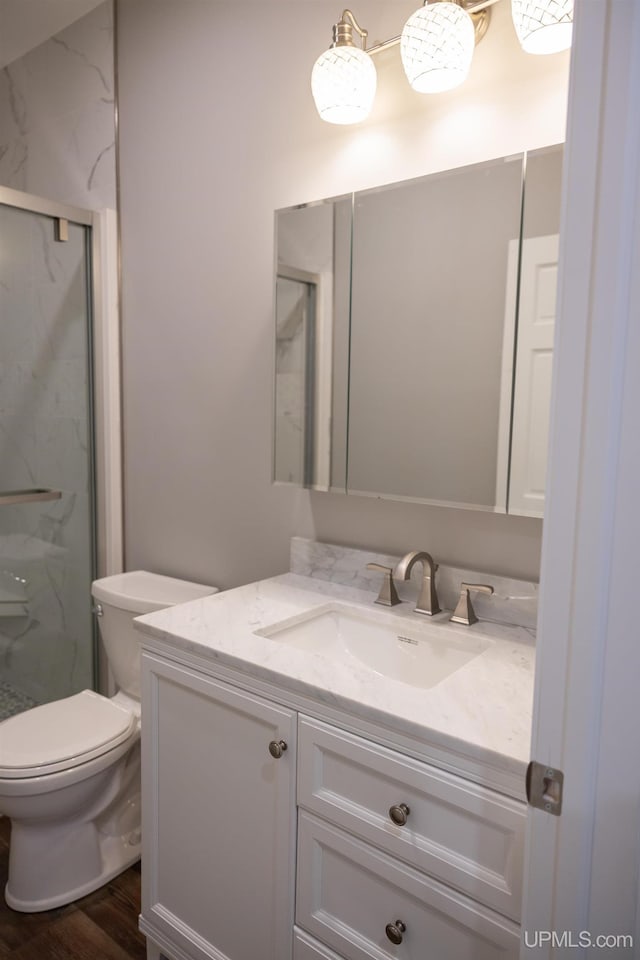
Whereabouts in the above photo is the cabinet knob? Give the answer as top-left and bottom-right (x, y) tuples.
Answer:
(268, 739), (288, 759)
(385, 920), (406, 945)
(388, 803), (410, 826)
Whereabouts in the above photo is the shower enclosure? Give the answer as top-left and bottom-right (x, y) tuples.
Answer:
(0, 187), (97, 720)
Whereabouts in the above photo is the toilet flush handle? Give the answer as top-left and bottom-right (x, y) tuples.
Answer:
(93, 603), (103, 617)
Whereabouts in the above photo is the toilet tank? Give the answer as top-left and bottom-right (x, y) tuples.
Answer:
(91, 571), (219, 700)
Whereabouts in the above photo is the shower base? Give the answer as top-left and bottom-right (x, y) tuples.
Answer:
(0, 681), (38, 721)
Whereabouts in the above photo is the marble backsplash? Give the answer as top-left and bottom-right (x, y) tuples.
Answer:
(290, 537), (538, 632)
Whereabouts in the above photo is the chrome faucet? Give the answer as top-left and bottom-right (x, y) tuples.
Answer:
(394, 551), (440, 616)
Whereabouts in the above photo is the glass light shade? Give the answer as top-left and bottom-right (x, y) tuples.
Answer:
(512, 0), (573, 54)
(311, 46), (377, 125)
(401, 2), (475, 94)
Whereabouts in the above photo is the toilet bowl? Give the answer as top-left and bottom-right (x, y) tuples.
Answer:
(0, 571), (218, 912)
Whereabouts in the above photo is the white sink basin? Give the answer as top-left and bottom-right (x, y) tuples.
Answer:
(256, 603), (491, 689)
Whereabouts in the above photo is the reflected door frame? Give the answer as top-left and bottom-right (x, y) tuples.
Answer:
(275, 264), (333, 491)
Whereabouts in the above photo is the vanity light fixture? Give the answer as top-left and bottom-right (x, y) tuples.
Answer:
(401, 1), (477, 94)
(311, 10), (377, 124)
(312, 0), (573, 125)
(511, 0), (574, 55)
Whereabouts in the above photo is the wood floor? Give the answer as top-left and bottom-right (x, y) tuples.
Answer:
(0, 818), (147, 959)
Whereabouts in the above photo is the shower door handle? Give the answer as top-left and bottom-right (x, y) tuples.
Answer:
(0, 488), (62, 506)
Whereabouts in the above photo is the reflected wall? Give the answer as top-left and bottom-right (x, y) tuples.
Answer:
(348, 156), (523, 508)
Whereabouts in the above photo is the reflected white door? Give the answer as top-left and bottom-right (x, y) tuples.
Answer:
(509, 235), (559, 517)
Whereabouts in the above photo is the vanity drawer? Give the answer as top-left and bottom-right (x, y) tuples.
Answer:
(297, 716), (525, 920)
(294, 927), (345, 960)
(297, 812), (520, 960)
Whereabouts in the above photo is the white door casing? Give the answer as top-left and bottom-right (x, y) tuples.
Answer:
(522, 0), (640, 953)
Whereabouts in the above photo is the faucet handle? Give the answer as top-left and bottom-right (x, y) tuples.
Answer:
(366, 563), (401, 607)
(450, 582), (494, 626)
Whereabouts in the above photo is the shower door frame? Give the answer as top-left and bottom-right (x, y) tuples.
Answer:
(0, 184), (123, 691)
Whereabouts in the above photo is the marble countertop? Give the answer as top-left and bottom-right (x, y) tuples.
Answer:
(134, 572), (535, 781)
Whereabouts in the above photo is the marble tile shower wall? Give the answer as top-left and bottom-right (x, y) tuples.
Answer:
(0, 1), (116, 210)
(0, 4), (115, 705)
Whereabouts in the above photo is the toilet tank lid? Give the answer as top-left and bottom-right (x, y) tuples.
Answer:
(92, 570), (219, 614)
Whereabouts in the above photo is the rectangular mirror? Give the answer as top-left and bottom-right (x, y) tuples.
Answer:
(273, 195), (351, 491)
(273, 145), (563, 517)
(348, 155), (523, 510)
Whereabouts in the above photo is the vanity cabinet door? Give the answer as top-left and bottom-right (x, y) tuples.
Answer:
(140, 653), (297, 960)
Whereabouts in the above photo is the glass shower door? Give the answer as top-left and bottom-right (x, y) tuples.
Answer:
(0, 198), (96, 719)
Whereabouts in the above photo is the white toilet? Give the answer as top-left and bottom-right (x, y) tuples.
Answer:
(0, 570), (217, 913)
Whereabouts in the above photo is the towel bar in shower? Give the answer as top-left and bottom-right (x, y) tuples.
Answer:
(0, 488), (62, 506)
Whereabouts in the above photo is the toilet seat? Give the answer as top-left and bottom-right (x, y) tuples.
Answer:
(0, 690), (137, 779)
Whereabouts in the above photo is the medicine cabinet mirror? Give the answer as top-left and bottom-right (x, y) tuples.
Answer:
(273, 144), (563, 518)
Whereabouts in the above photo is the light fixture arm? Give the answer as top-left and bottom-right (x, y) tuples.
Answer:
(463, 0), (501, 12)
(332, 9), (369, 48)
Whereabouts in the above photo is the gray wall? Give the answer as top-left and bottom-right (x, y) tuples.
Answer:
(116, 0), (570, 588)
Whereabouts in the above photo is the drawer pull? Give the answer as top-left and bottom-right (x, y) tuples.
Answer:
(385, 919), (407, 945)
(268, 739), (288, 759)
(389, 803), (410, 826)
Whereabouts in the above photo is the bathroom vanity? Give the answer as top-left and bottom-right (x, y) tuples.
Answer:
(135, 541), (536, 960)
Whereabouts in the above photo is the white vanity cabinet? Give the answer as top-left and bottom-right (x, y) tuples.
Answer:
(294, 717), (524, 960)
(296, 717), (525, 920)
(139, 653), (297, 960)
(140, 650), (525, 960)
